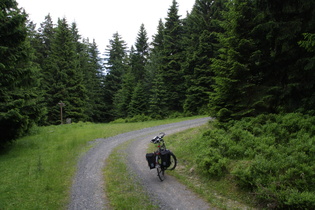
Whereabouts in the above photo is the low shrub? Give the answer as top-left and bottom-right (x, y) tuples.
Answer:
(195, 113), (315, 208)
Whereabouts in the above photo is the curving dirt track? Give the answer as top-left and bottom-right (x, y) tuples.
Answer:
(68, 117), (213, 210)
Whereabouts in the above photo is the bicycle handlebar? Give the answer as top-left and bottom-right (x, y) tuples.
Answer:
(150, 132), (166, 144)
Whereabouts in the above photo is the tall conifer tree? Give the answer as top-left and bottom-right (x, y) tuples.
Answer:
(162, 0), (185, 112)
(132, 24), (149, 82)
(147, 19), (168, 117)
(84, 39), (105, 122)
(103, 32), (128, 121)
(209, 0), (267, 121)
(0, 0), (45, 145)
(182, 0), (227, 115)
(35, 14), (55, 113)
(45, 18), (87, 124)
(128, 82), (147, 116)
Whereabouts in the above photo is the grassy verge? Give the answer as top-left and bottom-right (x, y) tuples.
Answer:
(0, 116), (203, 209)
(165, 124), (257, 209)
(104, 140), (157, 209)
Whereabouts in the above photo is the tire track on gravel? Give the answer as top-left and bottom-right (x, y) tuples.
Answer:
(68, 117), (211, 210)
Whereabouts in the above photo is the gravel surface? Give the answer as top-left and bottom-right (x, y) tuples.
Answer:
(68, 117), (212, 210)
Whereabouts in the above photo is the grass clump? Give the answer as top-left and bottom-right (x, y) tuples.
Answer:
(104, 141), (157, 209)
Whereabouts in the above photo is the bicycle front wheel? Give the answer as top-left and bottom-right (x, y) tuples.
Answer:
(167, 153), (177, 170)
(157, 166), (165, 181)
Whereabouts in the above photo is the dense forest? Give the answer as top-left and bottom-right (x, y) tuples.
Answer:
(1, 0), (315, 142)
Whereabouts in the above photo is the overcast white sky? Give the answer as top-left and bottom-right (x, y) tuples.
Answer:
(17, 0), (195, 54)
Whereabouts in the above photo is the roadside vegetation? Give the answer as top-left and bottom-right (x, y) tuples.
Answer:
(166, 124), (257, 209)
(167, 113), (315, 209)
(0, 116), (200, 210)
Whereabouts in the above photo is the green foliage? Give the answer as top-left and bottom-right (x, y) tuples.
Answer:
(164, 124), (256, 209)
(131, 24), (149, 82)
(183, 0), (226, 115)
(103, 32), (129, 121)
(41, 18), (88, 124)
(0, 0), (46, 146)
(195, 113), (315, 208)
(210, 0), (315, 122)
(112, 70), (135, 119)
(81, 39), (105, 122)
(128, 82), (148, 117)
(299, 33), (315, 52)
(196, 147), (228, 177)
(159, 0), (186, 112)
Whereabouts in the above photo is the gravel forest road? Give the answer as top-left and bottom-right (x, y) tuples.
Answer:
(68, 117), (212, 210)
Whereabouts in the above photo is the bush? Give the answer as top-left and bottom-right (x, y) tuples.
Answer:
(196, 113), (315, 208)
(196, 147), (228, 177)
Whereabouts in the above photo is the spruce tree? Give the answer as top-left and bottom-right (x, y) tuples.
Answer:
(36, 14), (55, 65)
(35, 14), (55, 107)
(0, 0), (45, 145)
(161, 0), (185, 113)
(147, 19), (165, 83)
(148, 72), (168, 119)
(128, 82), (148, 117)
(45, 18), (87, 124)
(147, 19), (168, 118)
(112, 68), (135, 118)
(182, 0), (227, 115)
(132, 24), (149, 82)
(209, 0), (267, 121)
(103, 32), (129, 121)
(152, 19), (165, 53)
(123, 24), (151, 118)
(84, 39), (105, 122)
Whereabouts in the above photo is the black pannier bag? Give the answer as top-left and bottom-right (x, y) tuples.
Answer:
(160, 150), (171, 168)
(146, 153), (156, 169)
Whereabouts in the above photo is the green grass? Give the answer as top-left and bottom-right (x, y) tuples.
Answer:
(0, 116), (204, 210)
(104, 140), (157, 209)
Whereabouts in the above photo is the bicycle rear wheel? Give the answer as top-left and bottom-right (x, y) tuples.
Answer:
(167, 153), (177, 170)
(157, 166), (165, 181)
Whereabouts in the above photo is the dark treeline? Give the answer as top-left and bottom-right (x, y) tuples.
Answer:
(1, 0), (315, 145)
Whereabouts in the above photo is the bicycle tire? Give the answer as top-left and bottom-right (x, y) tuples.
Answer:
(167, 153), (177, 170)
(157, 166), (165, 181)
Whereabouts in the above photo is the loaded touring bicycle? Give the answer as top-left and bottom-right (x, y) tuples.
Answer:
(146, 132), (177, 181)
